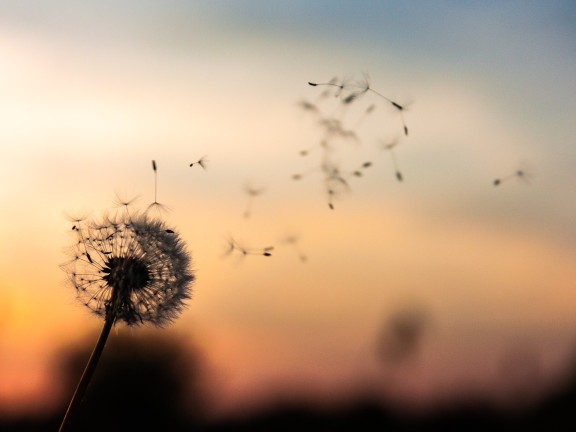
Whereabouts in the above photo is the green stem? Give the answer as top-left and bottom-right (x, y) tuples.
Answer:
(58, 314), (115, 432)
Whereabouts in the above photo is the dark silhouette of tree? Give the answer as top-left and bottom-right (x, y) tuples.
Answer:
(55, 329), (207, 432)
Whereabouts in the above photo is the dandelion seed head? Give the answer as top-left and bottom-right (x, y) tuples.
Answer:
(62, 212), (194, 326)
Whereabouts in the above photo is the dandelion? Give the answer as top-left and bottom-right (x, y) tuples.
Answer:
(59, 210), (194, 431)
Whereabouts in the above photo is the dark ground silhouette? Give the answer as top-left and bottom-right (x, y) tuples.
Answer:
(2, 331), (576, 432)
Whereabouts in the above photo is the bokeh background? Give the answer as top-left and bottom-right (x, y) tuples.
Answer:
(1, 0), (576, 429)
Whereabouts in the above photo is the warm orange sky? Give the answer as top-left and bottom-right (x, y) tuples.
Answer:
(1, 0), (576, 420)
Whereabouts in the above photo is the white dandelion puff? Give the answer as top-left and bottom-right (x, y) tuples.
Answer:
(63, 212), (194, 326)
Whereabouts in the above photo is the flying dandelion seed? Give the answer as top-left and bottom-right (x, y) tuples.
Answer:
(352, 161), (373, 177)
(309, 73), (410, 136)
(322, 158), (374, 208)
(355, 104), (376, 128)
(493, 169), (533, 186)
(243, 183), (265, 219)
(352, 72), (410, 136)
(223, 234), (274, 259)
(189, 155), (208, 169)
(328, 197), (335, 210)
(297, 99), (319, 113)
(302, 73), (411, 209)
(59, 207), (194, 431)
(379, 139), (404, 182)
(308, 75), (351, 98)
(298, 139), (332, 159)
(325, 181), (345, 210)
(281, 233), (307, 262)
(291, 164), (320, 182)
(146, 160), (170, 215)
(318, 117), (358, 141)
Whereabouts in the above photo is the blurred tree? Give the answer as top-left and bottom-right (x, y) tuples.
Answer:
(56, 329), (206, 432)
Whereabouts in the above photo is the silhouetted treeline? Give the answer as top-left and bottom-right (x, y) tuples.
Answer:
(3, 331), (576, 431)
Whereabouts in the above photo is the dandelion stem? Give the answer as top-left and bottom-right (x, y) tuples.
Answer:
(58, 314), (115, 432)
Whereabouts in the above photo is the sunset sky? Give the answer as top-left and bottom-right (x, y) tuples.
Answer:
(1, 0), (576, 420)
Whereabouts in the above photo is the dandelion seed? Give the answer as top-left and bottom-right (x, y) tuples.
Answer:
(355, 104), (376, 128)
(303, 72), (411, 207)
(346, 72), (411, 136)
(318, 118), (358, 141)
(281, 233), (308, 262)
(146, 200), (171, 216)
(291, 165), (320, 182)
(297, 99), (319, 113)
(352, 161), (373, 177)
(342, 91), (362, 105)
(147, 160), (170, 216)
(320, 160), (354, 210)
(318, 76), (405, 133)
(151, 159), (159, 203)
(327, 189), (336, 210)
(299, 139), (333, 158)
(308, 78), (344, 94)
(308, 76), (352, 98)
(493, 170), (528, 186)
(493, 165), (534, 187)
(190, 155), (208, 169)
(379, 139), (404, 182)
(243, 183), (265, 219)
(223, 234), (274, 259)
